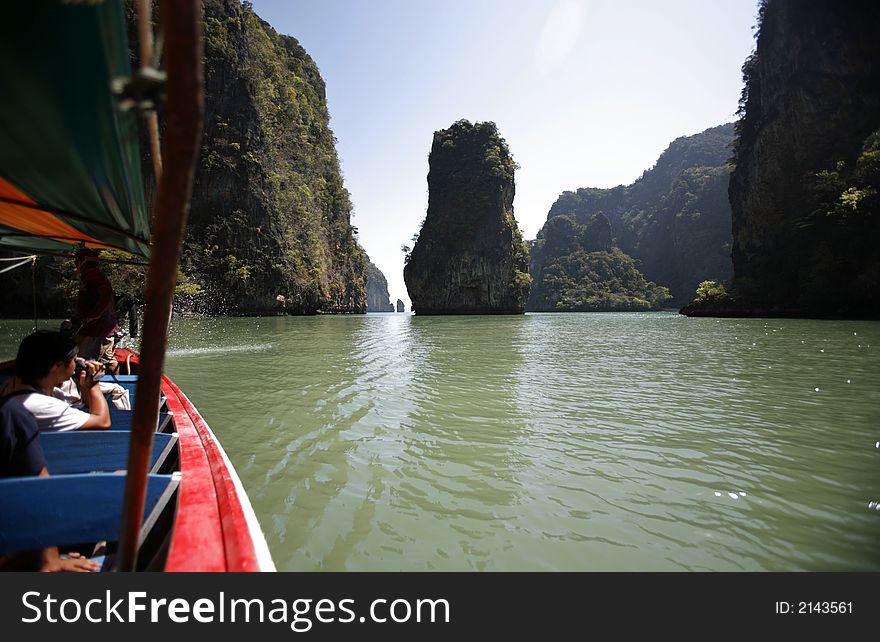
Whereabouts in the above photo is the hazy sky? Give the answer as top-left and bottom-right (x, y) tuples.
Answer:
(250, 0), (760, 307)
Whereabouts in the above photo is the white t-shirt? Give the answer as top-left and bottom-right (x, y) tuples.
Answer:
(13, 389), (91, 432)
(57, 379), (131, 411)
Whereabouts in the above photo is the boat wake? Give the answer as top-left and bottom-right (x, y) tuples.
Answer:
(166, 344), (273, 357)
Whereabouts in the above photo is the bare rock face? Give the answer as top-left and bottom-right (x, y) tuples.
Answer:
(396, 299), (405, 313)
(403, 121), (530, 314)
(173, 0), (367, 314)
(717, 0), (880, 318)
(366, 261), (394, 312)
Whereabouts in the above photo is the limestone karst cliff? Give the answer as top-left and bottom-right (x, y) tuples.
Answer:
(180, 0), (367, 314)
(683, 0), (880, 317)
(532, 124), (734, 308)
(366, 261), (394, 312)
(403, 120), (531, 314)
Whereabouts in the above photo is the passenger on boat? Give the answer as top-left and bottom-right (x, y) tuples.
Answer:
(0, 389), (46, 478)
(0, 392), (101, 572)
(72, 249), (117, 369)
(6, 331), (110, 432)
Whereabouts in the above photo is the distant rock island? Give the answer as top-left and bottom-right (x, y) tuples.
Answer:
(530, 123), (734, 310)
(366, 261), (394, 312)
(683, 0), (880, 318)
(403, 120), (531, 314)
(396, 299), (405, 313)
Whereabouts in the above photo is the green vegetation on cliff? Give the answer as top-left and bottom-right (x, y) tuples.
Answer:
(404, 120), (530, 314)
(529, 215), (670, 312)
(702, 0), (880, 318)
(177, 0), (366, 314)
(533, 124), (734, 308)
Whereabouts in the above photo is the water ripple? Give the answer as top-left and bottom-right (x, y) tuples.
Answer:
(148, 313), (880, 571)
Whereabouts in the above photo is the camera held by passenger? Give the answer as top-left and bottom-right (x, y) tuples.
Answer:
(74, 357), (103, 383)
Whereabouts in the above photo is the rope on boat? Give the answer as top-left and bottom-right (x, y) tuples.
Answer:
(0, 255), (35, 273)
(0, 255), (39, 330)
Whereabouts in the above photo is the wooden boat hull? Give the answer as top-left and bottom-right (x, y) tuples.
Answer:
(122, 350), (275, 571)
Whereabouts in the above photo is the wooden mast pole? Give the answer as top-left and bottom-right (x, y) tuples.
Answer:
(137, 0), (163, 183)
(116, 0), (203, 572)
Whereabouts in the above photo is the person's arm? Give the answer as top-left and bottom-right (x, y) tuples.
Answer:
(77, 366), (111, 430)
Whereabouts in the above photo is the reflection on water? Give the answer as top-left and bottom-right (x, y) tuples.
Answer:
(1, 313), (877, 570)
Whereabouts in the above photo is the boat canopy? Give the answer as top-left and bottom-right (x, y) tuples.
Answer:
(0, 1), (151, 257)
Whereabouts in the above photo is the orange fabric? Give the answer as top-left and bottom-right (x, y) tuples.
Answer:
(0, 177), (109, 248)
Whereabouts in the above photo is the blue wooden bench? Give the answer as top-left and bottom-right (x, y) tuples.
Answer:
(0, 472), (180, 556)
(104, 380), (170, 431)
(107, 410), (173, 433)
(41, 431), (178, 474)
(105, 374), (139, 384)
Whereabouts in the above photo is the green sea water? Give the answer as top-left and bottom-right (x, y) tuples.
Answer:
(2, 312), (878, 571)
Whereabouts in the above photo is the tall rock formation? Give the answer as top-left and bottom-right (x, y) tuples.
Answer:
(533, 124), (734, 307)
(403, 120), (531, 314)
(366, 261), (394, 312)
(396, 299), (405, 313)
(119, 0), (368, 315)
(685, 0), (880, 317)
(184, 0), (368, 314)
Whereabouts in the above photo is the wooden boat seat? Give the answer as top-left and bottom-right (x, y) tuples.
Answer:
(104, 384), (164, 407)
(0, 472), (180, 557)
(107, 375), (139, 384)
(41, 431), (178, 475)
(107, 409), (173, 433)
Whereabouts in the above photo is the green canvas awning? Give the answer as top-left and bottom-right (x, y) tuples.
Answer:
(0, 0), (151, 257)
